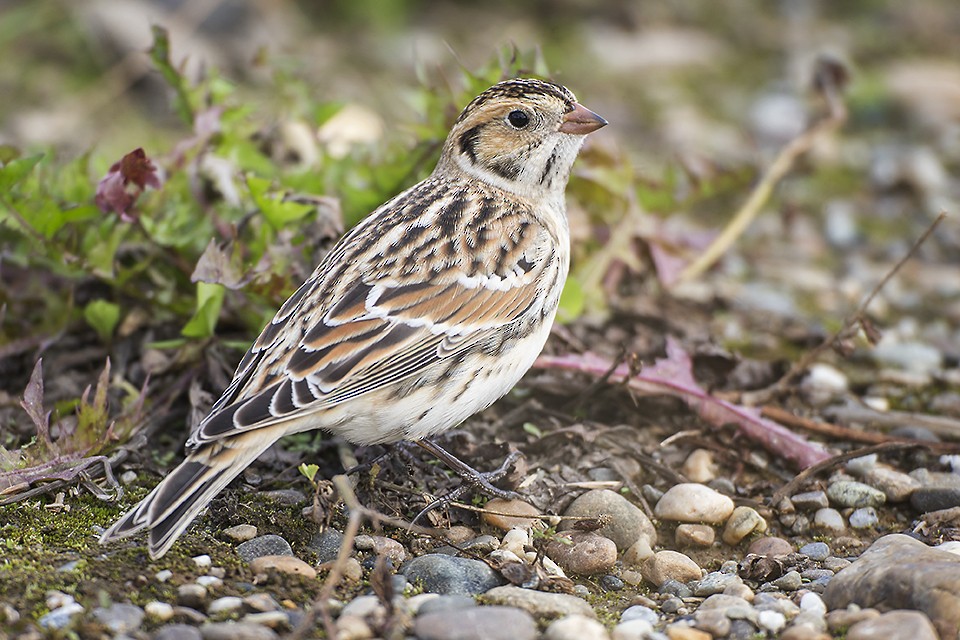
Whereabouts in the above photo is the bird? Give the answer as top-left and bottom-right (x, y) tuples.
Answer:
(100, 77), (607, 558)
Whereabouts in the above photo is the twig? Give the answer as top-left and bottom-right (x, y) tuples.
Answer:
(749, 211), (948, 402)
(676, 55), (850, 284)
(770, 441), (929, 505)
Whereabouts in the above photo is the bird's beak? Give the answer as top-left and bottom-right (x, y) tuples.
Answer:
(559, 102), (608, 135)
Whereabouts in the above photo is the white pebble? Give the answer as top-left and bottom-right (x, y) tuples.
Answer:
(800, 592), (827, 616)
(500, 528), (529, 557)
(119, 470), (138, 485)
(845, 454), (878, 475)
(757, 609), (786, 633)
(155, 569), (173, 582)
(612, 618), (654, 640)
(208, 596), (244, 615)
(196, 575), (223, 588)
(144, 601), (174, 621)
(192, 554), (212, 568)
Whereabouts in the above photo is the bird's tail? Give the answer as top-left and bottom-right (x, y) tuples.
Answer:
(99, 426), (283, 558)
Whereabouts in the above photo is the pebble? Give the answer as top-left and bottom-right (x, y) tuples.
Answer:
(601, 575), (625, 591)
(826, 606), (881, 631)
(460, 534), (501, 555)
(694, 571), (742, 596)
(791, 491), (830, 510)
(800, 592), (828, 616)
(401, 554), (504, 596)
(193, 554), (212, 568)
(38, 602), (84, 629)
(146, 601), (175, 622)
(780, 625), (831, 640)
(722, 506), (767, 544)
(482, 498), (541, 530)
(747, 536), (793, 557)
(695, 609), (731, 637)
(863, 467), (921, 502)
(155, 624), (204, 640)
(827, 481), (887, 508)
(309, 529), (345, 563)
(911, 484), (960, 512)
(847, 610), (939, 640)
(416, 594), (476, 615)
(200, 621), (279, 640)
(799, 542), (831, 561)
(611, 619), (656, 640)
(173, 606), (209, 624)
(771, 570), (803, 591)
(500, 528), (529, 557)
(675, 524), (715, 547)
(178, 584), (209, 609)
(242, 611), (289, 628)
(208, 597), (245, 615)
(243, 594), (280, 612)
(563, 489), (657, 550)
(223, 524), (258, 542)
(341, 594), (385, 622)
(655, 483), (735, 524)
(813, 508), (846, 532)
(621, 569), (643, 586)
(355, 534), (407, 564)
(758, 609), (787, 634)
(333, 615), (372, 640)
(659, 579), (693, 598)
(156, 569), (174, 582)
(483, 585), (596, 619)
(623, 537), (655, 566)
(666, 625), (711, 640)
(236, 535), (293, 562)
(822, 556), (852, 572)
(682, 449), (716, 483)
(197, 575), (224, 588)
(546, 531), (618, 575)
(92, 603), (144, 634)
(546, 613), (611, 640)
(250, 555), (317, 579)
(258, 489), (306, 505)
(342, 557), (363, 582)
(621, 604), (659, 625)
(849, 507), (879, 528)
(641, 550), (702, 587)
(414, 605), (538, 640)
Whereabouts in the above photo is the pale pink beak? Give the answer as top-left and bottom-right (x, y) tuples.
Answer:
(559, 102), (608, 135)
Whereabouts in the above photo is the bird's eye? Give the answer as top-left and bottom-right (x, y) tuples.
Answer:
(507, 110), (530, 129)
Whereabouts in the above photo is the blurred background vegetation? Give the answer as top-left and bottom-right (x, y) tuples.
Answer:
(1, 0), (959, 479)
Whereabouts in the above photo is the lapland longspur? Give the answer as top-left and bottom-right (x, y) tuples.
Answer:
(101, 78), (606, 558)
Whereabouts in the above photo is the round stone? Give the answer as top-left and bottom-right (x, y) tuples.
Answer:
(799, 542), (831, 560)
(675, 524), (715, 548)
(848, 507), (879, 529)
(177, 584), (208, 609)
(236, 535), (293, 562)
(562, 489), (657, 550)
(827, 481), (886, 508)
(222, 524), (258, 542)
(655, 483), (735, 524)
(665, 624), (712, 640)
(640, 551), (702, 587)
(482, 499), (541, 530)
(249, 555), (317, 579)
(694, 571), (742, 596)
(155, 624), (203, 640)
(771, 570), (803, 591)
(546, 531), (617, 576)
(500, 528), (529, 557)
(401, 554), (504, 596)
(483, 585), (596, 620)
(790, 491), (829, 511)
(621, 605), (659, 625)
(208, 597), (244, 615)
(611, 619), (654, 640)
(415, 606), (537, 640)
(199, 621), (279, 640)
(416, 594), (477, 616)
(622, 538), (654, 566)
(308, 529), (345, 563)
(863, 467), (920, 502)
(92, 603), (144, 634)
(600, 575), (625, 591)
(847, 611), (939, 640)
(748, 536), (793, 557)
(722, 506), (767, 545)
(682, 449), (716, 483)
(545, 614), (611, 640)
(145, 601), (175, 622)
(813, 508), (846, 532)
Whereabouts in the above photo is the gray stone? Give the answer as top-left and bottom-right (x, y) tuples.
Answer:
(863, 467), (920, 502)
(414, 605), (537, 640)
(620, 605), (658, 625)
(827, 481), (886, 508)
(694, 571), (742, 596)
(236, 535), (293, 562)
(401, 554), (504, 596)
(200, 621), (279, 640)
(155, 624), (204, 640)
(208, 597), (245, 616)
(562, 489), (657, 550)
(611, 619), (654, 640)
(177, 584), (208, 610)
(911, 485), (960, 512)
(791, 491), (829, 510)
(92, 603), (144, 634)
(483, 585), (596, 620)
(771, 570), (803, 591)
(38, 603), (84, 630)
(823, 534), (960, 639)
(799, 542), (831, 561)
(308, 529), (344, 563)
(849, 507), (879, 529)
(416, 594), (477, 615)
(847, 610), (939, 640)
(545, 531), (617, 575)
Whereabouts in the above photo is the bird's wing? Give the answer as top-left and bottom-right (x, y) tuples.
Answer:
(187, 188), (560, 449)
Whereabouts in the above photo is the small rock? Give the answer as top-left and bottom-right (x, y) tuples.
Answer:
(208, 597), (245, 615)
(357, 534), (406, 564)
(724, 582), (755, 601)
(622, 537), (654, 566)
(813, 508), (846, 532)
(655, 483), (735, 524)
(92, 603), (144, 634)
(611, 619), (654, 640)
(416, 594), (476, 615)
(341, 594), (385, 623)
(200, 621), (279, 640)
(911, 484), (960, 512)
(483, 585), (596, 620)
(641, 550), (702, 587)
(333, 614), (372, 640)
(38, 602), (84, 629)
(722, 506), (767, 545)
(146, 601), (175, 622)
(827, 481), (887, 508)
(675, 524), (715, 547)
(695, 609), (731, 637)
(242, 611), (290, 629)
(621, 604), (659, 625)
(197, 575), (223, 588)
(258, 489), (307, 505)
(661, 597), (683, 614)
(799, 542), (831, 561)
(178, 584), (208, 609)
(621, 569), (643, 586)
(309, 529), (345, 563)
(601, 575), (625, 591)
(694, 571), (742, 596)
(156, 569), (174, 582)
(243, 594), (280, 613)
(666, 625), (711, 640)
(659, 579), (693, 598)
(771, 570), (803, 591)
(546, 531), (618, 575)
(461, 534), (501, 555)
(682, 449), (716, 483)
(562, 489), (657, 550)
(236, 535), (293, 562)
(699, 593), (752, 612)
(546, 614), (611, 640)
(500, 528), (529, 557)
(414, 605), (538, 640)
(800, 592), (828, 616)
(822, 557), (852, 572)
(791, 491), (830, 510)
(249, 555), (317, 579)
(863, 467), (921, 502)
(193, 554), (212, 568)
(780, 624), (831, 640)
(757, 609), (787, 634)
(748, 536), (793, 557)
(847, 610), (939, 640)
(173, 606), (209, 624)
(342, 557), (363, 582)
(826, 606), (881, 631)
(849, 507), (879, 529)
(402, 554), (504, 596)
(223, 524), (258, 542)
(482, 498), (541, 530)
(155, 624), (204, 640)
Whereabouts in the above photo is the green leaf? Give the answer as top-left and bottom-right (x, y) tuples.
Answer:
(522, 422), (543, 438)
(0, 154), (43, 192)
(247, 175), (313, 229)
(556, 277), (585, 323)
(84, 300), (121, 341)
(181, 282), (225, 338)
(298, 463), (319, 483)
(148, 25), (194, 125)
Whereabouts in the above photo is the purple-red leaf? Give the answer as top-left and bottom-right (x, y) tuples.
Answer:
(94, 148), (162, 221)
